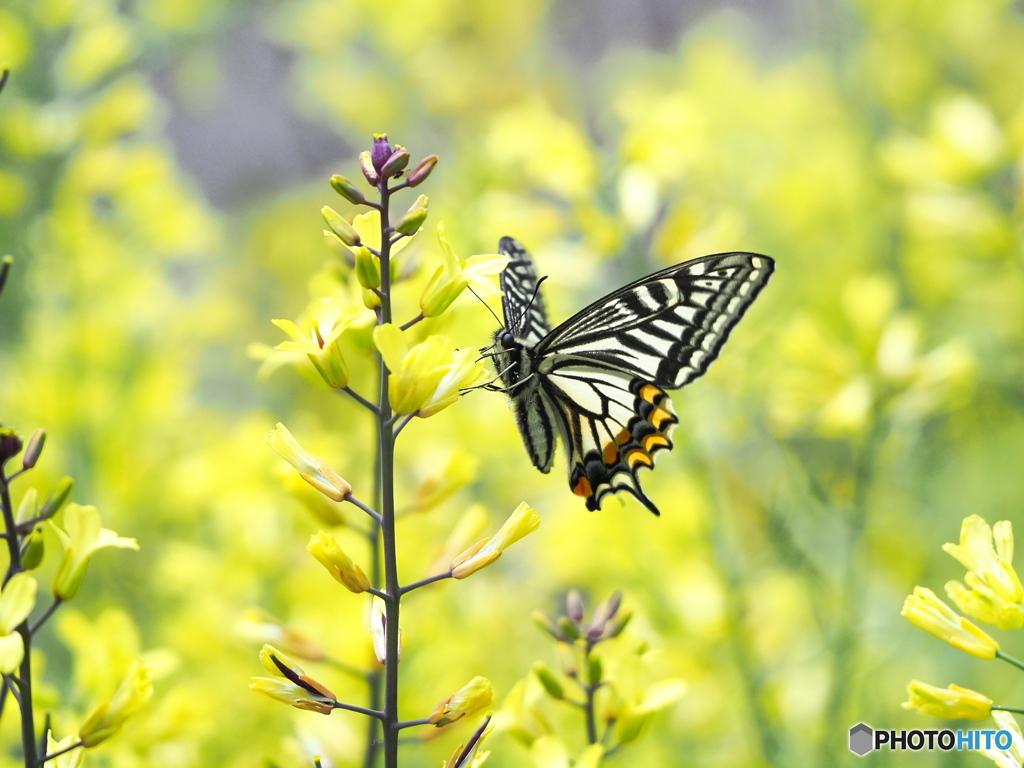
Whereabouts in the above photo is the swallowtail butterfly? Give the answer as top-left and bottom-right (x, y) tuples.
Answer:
(489, 238), (774, 515)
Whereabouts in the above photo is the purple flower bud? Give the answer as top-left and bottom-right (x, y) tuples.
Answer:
(380, 148), (410, 178)
(566, 589), (584, 622)
(370, 134), (392, 173)
(0, 427), (22, 466)
(407, 155), (438, 187)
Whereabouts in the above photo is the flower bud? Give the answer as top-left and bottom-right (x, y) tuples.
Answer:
(532, 662), (564, 700)
(322, 206), (361, 247)
(532, 610), (560, 640)
(16, 488), (38, 524)
(264, 424), (352, 502)
(566, 590), (584, 622)
(21, 527), (44, 570)
(555, 641), (577, 677)
(355, 247), (381, 290)
(79, 660), (153, 746)
(40, 477), (73, 520)
(406, 155), (438, 187)
(429, 676), (493, 726)
(381, 147), (410, 178)
(395, 194), (428, 235)
(359, 151), (379, 185)
(329, 175), (366, 205)
(251, 645), (336, 715)
(557, 616), (580, 641)
(21, 429), (45, 470)
(902, 680), (992, 720)
(0, 428), (22, 465)
(370, 134), (392, 172)
(307, 531), (371, 593)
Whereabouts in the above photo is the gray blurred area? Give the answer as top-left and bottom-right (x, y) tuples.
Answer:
(163, 0), (824, 209)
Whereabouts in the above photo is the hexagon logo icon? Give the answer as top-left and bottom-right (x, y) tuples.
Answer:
(849, 723), (874, 756)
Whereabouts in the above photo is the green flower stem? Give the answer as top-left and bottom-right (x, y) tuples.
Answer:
(396, 717), (432, 730)
(28, 598), (62, 635)
(399, 572), (452, 596)
(35, 739), (83, 766)
(993, 706), (1024, 714)
(399, 313), (424, 331)
(0, 471), (38, 767)
(376, 177), (403, 768)
(346, 495), (382, 524)
(332, 701), (384, 718)
(996, 651), (1024, 673)
(392, 415), (414, 439)
(342, 386), (379, 414)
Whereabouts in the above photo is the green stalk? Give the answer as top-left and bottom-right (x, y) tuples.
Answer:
(0, 471), (38, 767)
(376, 180), (402, 768)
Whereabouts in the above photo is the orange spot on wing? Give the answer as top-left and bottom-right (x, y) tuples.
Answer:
(615, 429), (631, 445)
(573, 476), (593, 498)
(650, 407), (674, 430)
(626, 450), (653, 468)
(603, 442), (620, 465)
(642, 433), (670, 452)
(640, 384), (661, 404)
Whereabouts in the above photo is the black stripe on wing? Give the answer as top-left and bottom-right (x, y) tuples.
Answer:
(537, 252), (774, 390)
(499, 237), (551, 345)
(541, 371), (678, 515)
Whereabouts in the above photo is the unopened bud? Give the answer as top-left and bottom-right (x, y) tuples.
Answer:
(558, 616), (580, 641)
(532, 610), (560, 640)
(371, 134), (392, 172)
(533, 662), (564, 700)
(355, 247), (381, 290)
(555, 641), (577, 677)
(330, 175), (367, 205)
(21, 526), (45, 570)
(16, 488), (38, 524)
(406, 155), (438, 187)
(40, 477), (73, 520)
(0, 428), (22, 465)
(322, 206), (361, 247)
(380, 147), (410, 178)
(396, 195), (428, 235)
(566, 589), (585, 622)
(359, 151), (379, 185)
(22, 429), (45, 469)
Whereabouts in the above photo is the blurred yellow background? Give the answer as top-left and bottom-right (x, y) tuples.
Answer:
(1, 0), (1023, 765)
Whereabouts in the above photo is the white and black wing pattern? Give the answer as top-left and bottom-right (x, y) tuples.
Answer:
(499, 236), (551, 345)
(492, 240), (774, 515)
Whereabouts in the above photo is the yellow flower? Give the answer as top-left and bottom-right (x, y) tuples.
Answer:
(419, 222), (509, 317)
(451, 503), (540, 579)
(0, 573), (36, 673)
(946, 577), (1024, 630)
(307, 531), (370, 593)
(410, 449), (480, 512)
(264, 423), (352, 502)
(273, 297), (369, 389)
(249, 644), (336, 715)
(43, 732), (84, 768)
(901, 586), (999, 659)
(50, 504), (139, 600)
(373, 324), (488, 416)
(343, 209), (416, 258)
(429, 676), (494, 726)
(79, 659), (154, 746)
(944, 515), (1024, 605)
(901, 680), (992, 720)
(982, 711), (1024, 768)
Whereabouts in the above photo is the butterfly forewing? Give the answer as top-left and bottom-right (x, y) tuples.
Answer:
(499, 236), (551, 345)
(494, 238), (774, 515)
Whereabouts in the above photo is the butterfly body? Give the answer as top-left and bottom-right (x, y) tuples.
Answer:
(493, 237), (774, 515)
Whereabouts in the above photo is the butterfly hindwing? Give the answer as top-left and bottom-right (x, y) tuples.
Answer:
(494, 238), (774, 514)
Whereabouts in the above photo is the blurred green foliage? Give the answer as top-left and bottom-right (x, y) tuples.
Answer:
(1, 0), (1023, 766)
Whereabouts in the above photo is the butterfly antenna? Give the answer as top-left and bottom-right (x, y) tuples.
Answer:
(467, 286), (505, 329)
(514, 275), (548, 331)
